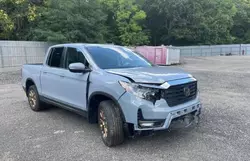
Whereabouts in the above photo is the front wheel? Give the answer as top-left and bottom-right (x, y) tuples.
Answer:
(98, 100), (124, 147)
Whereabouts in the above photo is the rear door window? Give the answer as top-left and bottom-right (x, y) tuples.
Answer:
(47, 47), (64, 68)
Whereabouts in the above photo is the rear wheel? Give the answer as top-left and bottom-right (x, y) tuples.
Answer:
(27, 85), (44, 111)
(98, 100), (124, 147)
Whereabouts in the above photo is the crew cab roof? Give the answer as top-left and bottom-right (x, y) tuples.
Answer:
(50, 43), (121, 48)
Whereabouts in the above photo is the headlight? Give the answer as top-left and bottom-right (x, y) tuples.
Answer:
(119, 81), (161, 103)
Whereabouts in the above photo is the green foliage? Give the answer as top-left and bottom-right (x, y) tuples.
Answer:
(0, 9), (14, 38)
(0, 0), (39, 40)
(100, 0), (149, 46)
(0, 0), (250, 45)
(231, 0), (250, 43)
(143, 0), (237, 46)
(30, 0), (107, 43)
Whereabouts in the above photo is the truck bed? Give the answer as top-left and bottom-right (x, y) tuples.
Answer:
(21, 64), (43, 92)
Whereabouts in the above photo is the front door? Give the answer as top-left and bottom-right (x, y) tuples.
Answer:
(60, 47), (90, 110)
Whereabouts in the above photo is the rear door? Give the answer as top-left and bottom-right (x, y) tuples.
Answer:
(40, 47), (66, 101)
(59, 47), (90, 110)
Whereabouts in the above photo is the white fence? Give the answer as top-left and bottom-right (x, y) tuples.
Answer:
(177, 44), (250, 57)
(0, 41), (250, 68)
(0, 41), (52, 68)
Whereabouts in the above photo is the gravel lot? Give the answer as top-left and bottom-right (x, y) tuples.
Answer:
(1, 56), (250, 161)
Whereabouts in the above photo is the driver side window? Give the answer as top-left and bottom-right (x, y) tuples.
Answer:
(65, 47), (89, 69)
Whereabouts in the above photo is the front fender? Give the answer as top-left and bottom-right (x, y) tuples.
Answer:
(88, 70), (129, 102)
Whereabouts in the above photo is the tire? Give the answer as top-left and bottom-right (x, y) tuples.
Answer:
(98, 100), (124, 147)
(27, 85), (44, 111)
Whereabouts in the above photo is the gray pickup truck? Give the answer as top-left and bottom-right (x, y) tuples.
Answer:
(22, 44), (202, 147)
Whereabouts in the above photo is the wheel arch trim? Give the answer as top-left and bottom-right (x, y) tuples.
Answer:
(25, 78), (37, 94)
(88, 91), (126, 122)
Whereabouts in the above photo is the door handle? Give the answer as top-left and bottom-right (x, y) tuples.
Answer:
(60, 75), (65, 78)
(43, 71), (47, 74)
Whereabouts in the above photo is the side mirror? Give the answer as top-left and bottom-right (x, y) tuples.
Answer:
(69, 63), (87, 73)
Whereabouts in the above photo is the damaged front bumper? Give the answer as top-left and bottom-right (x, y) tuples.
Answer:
(118, 91), (202, 131)
(136, 102), (202, 131)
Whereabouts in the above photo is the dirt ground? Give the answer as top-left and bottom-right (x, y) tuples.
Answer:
(0, 56), (250, 161)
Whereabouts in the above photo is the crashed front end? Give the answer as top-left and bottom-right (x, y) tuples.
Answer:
(118, 77), (202, 131)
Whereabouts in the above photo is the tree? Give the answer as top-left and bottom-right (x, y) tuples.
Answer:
(30, 0), (107, 43)
(0, 9), (14, 39)
(231, 0), (250, 43)
(143, 0), (237, 46)
(0, 0), (39, 40)
(100, 0), (149, 46)
(1, 0), (249, 46)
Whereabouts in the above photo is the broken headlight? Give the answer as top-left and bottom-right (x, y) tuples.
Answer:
(119, 81), (161, 103)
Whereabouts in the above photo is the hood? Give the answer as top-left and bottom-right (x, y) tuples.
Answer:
(106, 66), (192, 84)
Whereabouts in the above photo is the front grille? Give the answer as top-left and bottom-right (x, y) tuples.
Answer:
(163, 81), (197, 107)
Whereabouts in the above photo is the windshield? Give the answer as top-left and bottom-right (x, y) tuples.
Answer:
(86, 46), (153, 69)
